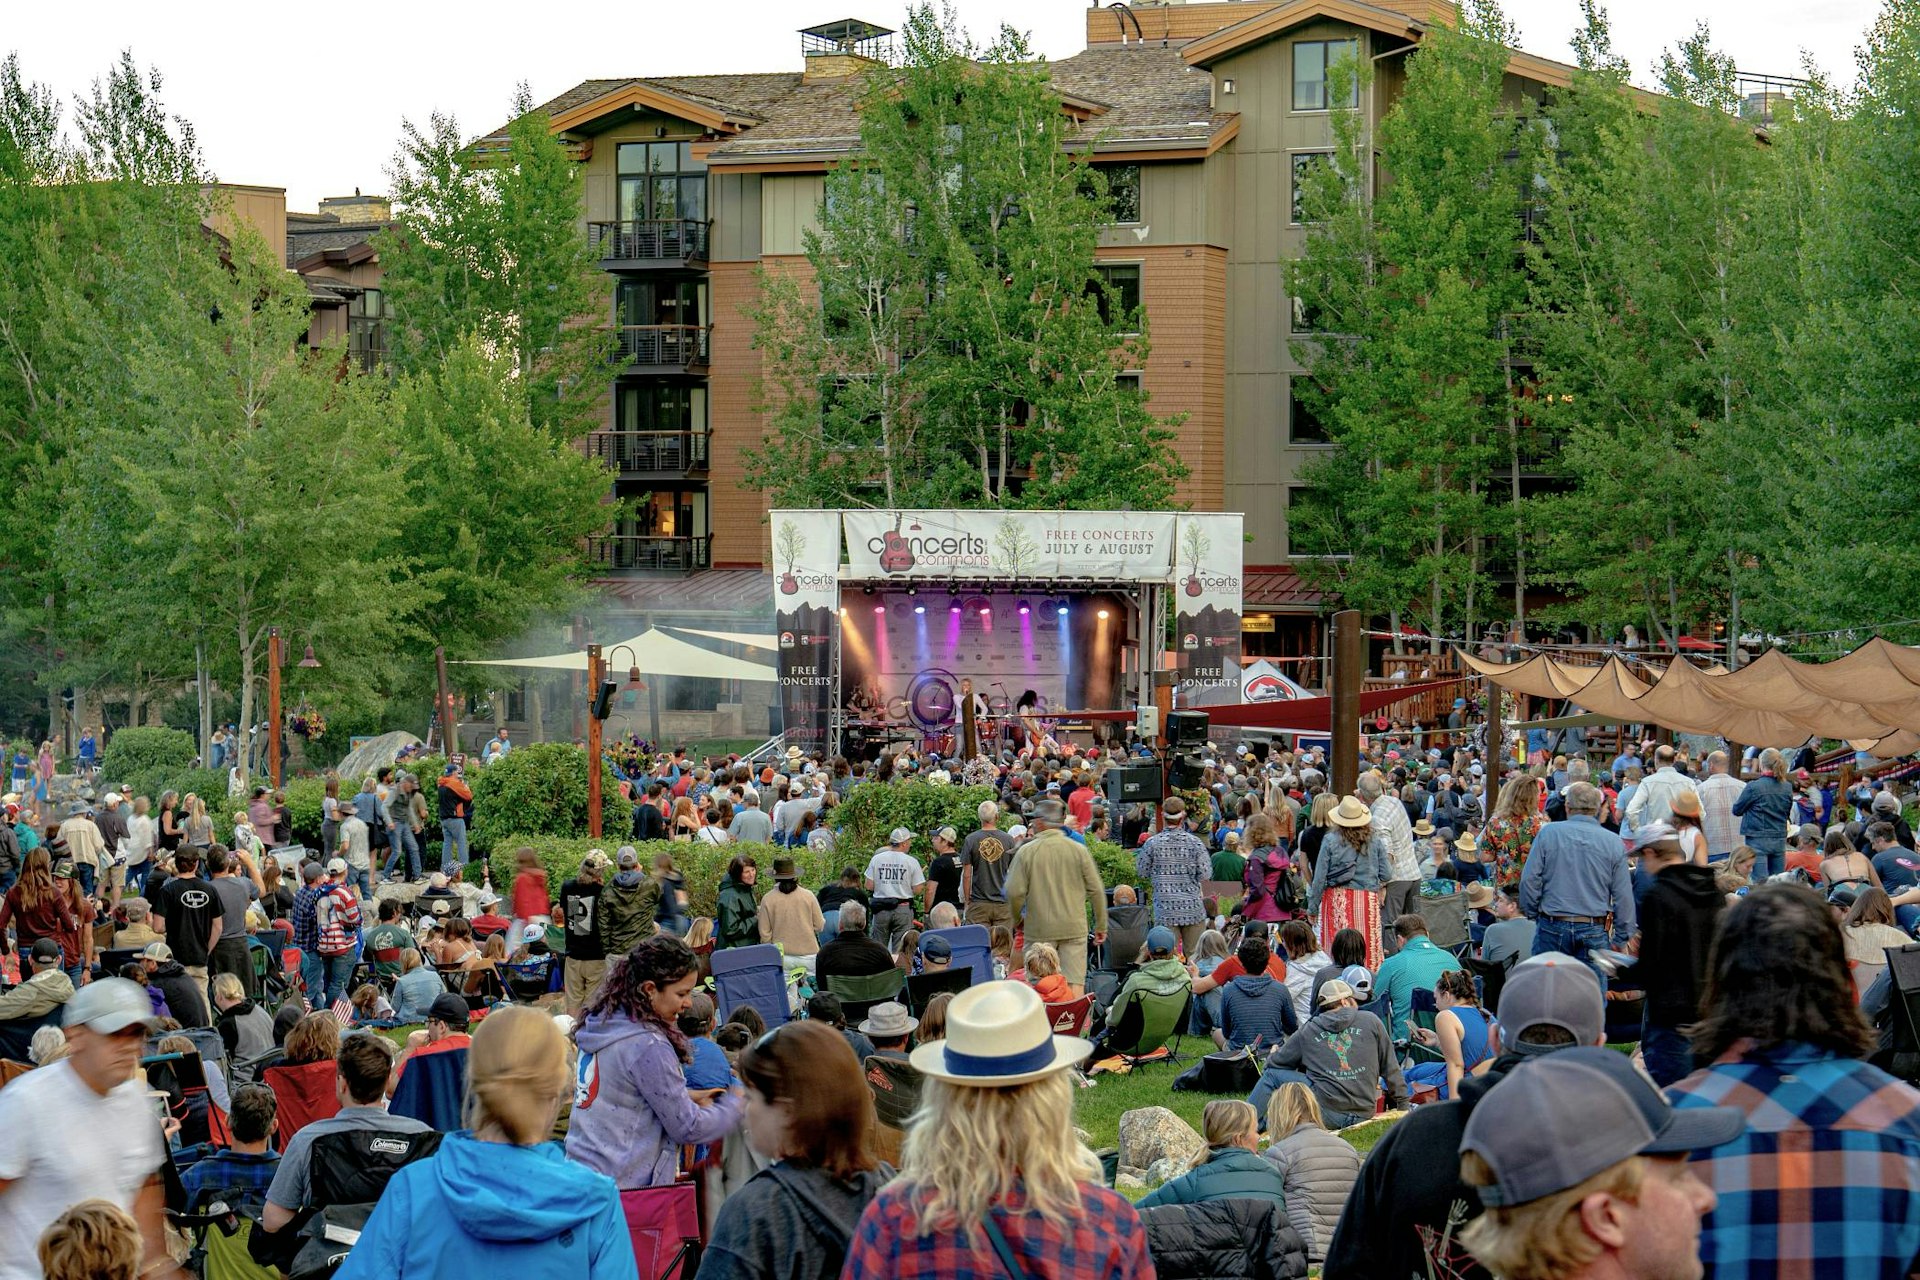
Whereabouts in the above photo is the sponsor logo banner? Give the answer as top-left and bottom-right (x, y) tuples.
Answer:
(843, 511), (1178, 583)
(1174, 513), (1243, 708)
(771, 511), (842, 751)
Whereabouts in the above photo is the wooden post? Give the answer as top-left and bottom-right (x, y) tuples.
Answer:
(587, 644), (604, 840)
(1483, 675), (1500, 819)
(267, 627), (283, 788)
(1331, 609), (1363, 797)
(435, 646), (458, 757)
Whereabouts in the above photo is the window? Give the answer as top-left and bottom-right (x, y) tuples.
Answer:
(1287, 381), (1330, 442)
(618, 382), (708, 434)
(616, 141), (708, 223)
(1089, 263), (1142, 332)
(1291, 151), (1333, 223)
(1291, 293), (1326, 334)
(1293, 39), (1359, 112)
(1115, 372), (1142, 395)
(1286, 485), (1349, 558)
(347, 287), (392, 369)
(1091, 164), (1141, 223)
(617, 279), (707, 327)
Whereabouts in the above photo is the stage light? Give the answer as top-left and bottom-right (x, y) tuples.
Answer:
(862, 584), (873, 596)
(1097, 609), (1110, 620)
(949, 599), (962, 615)
(838, 606), (849, 616)
(873, 604), (885, 615)
(913, 603), (925, 615)
(1018, 600), (1030, 616)
(979, 606), (991, 617)
(1057, 604), (1069, 617)
(906, 585), (917, 596)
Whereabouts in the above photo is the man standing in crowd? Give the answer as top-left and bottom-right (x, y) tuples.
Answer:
(158, 848), (221, 990)
(632, 781), (667, 842)
(1134, 797), (1211, 956)
(0, 979), (184, 1280)
(960, 800), (1014, 930)
(1005, 799), (1107, 996)
(56, 801), (106, 900)
(559, 850), (610, 1017)
(1625, 745), (1697, 831)
(311, 859), (362, 1012)
(1634, 823), (1724, 1086)
(1323, 957), (1610, 1279)
(482, 726), (512, 764)
(728, 791), (773, 844)
(289, 862), (328, 1012)
(1670, 883), (1920, 1277)
(1457, 1048), (1742, 1280)
(207, 847), (258, 999)
(92, 791), (130, 898)
(864, 827), (924, 949)
(1694, 750), (1744, 861)
(335, 802), (371, 900)
(1359, 774), (1419, 956)
(437, 763), (472, 873)
(1519, 782), (1634, 974)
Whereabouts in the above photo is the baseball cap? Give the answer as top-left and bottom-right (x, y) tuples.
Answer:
(617, 846), (640, 869)
(889, 826), (916, 844)
(64, 977), (161, 1035)
(142, 941), (173, 962)
(1874, 790), (1901, 812)
(326, 857), (348, 875)
(428, 993), (472, 1027)
(1461, 1047), (1745, 1207)
(1337, 964), (1372, 999)
(1145, 926), (1178, 955)
(27, 938), (61, 963)
(920, 934), (953, 960)
(1499, 955), (1605, 1055)
(1318, 978), (1357, 1008)
(935, 825), (959, 844)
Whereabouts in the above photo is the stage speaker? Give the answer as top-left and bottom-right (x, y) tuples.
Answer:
(1167, 754), (1207, 790)
(591, 679), (619, 721)
(1107, 763), (1163, 806)
(1166, 710), (1210, 748)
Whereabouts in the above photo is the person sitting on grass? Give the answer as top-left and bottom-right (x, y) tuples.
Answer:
(1138, 1098), (1289, 1210)
(1219, 933), (1299, 1055)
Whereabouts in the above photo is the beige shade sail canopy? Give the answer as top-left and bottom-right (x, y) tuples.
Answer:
(458, 628), (779, 681)
(1461, 639), (1920, 758)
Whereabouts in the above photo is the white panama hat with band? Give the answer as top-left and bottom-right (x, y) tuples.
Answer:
(909, 980), (1093, 1087)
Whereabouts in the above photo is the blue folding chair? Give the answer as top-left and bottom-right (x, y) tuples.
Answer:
(391, 1044), (468, 1131)
(920, 925), (991, 987)
(710, 944), (792, 1030)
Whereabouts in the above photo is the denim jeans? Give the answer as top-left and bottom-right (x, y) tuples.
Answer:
(124, 863), (147, 897)
(1641, 1017), (1696, 1087)
(301, 950), (326, 1011)
(318, 953), (355, 1009)
(383, 826), (421, 880)
(1532, 916), (1615, 983)
(348, 868), (371, 901)
(75, 863), (95, 898)
(1747, 838), (1785, 882)
(1190, 988), (1223, 1038)
(1247, 1066), (1369, 1132)
(441, 818), (468, 872)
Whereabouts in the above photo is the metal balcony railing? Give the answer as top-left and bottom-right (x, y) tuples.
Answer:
(588, 535), (712, 573)
(617, 324), (711, 368)
(588, 430), (710, 475)
(588, 219), (711, 264)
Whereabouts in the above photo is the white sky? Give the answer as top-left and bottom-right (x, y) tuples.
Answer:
(5, 0), (1879, 213)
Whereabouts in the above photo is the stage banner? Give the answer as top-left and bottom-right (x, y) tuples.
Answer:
(771, 511), (841, 752)
(1174, 513), (1244, 707)
(842, 510), (1178, 582)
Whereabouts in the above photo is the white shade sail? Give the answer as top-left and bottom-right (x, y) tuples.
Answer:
(664, 628), (778, 650)
(458, 629), (778, 681)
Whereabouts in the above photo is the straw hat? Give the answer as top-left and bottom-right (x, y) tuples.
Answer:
(1465, 881), (1495, 910)
(1413, 819), (1436, 837)
(909, 980), (1093, 1086)
(1455, 832), (1479, 854)
(1670, 790), (1702, 819)
(1330, 796), (1372, 828)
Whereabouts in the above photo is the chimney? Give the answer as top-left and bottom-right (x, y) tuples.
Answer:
(318, 193), (392, 225)
(800, 18), (894, 82)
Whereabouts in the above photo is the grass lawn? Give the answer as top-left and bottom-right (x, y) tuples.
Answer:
(683, 738), (765, 758)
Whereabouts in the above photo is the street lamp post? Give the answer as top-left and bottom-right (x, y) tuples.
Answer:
(267, 628), (283, 788)
(586, 643), (604, 839)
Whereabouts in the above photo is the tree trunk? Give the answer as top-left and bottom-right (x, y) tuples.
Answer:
(197, 642), (212, 767)
(1726, 547), (1742, 672)
(235, 634), (256, 790)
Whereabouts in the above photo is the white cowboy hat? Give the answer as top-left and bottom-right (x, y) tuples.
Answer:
(1330, 795), (1372, 828)
(909, 980), (1093, 1087)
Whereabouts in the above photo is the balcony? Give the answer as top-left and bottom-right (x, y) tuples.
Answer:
(588, 535), (712, 574)
(589, 430), (711, 477)
(618, 324), (711, 373)
(589, 219), (711, 270)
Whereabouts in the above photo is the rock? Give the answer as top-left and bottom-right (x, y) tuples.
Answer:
(1145, 1156), (1189, 1187)
(333, 731), (426, 783)
(1074, 1127), (1093, 1147)
(1117, 1106), (1205, 1174)
(1113, 1173), (1148, 1197)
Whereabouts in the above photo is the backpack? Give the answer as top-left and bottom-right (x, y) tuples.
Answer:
(314, 887), (361, 957)
(1242, 849), (1303, 915)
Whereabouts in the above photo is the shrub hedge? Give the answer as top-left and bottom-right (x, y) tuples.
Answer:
(99, 728), (197, 784)
(827, 781), (998, 861)
(469, 743), (626, 853)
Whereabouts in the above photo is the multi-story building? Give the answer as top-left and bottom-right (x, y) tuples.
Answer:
(502, 0), (1603, 675)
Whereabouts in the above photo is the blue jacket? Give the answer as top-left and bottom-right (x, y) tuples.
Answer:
(1136, 1146), (1289, 1211)
(1731, 775), (1794, 844)
(335, 1130), (636, 1280)
(1219, 973), (1299, 1053)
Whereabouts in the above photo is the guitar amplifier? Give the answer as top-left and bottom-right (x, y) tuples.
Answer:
(1166, 710), (1210, 748)
(1107, 764), (1164, 805)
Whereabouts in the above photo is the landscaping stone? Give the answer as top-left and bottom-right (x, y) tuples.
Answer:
(1117, 1105), (1205, 1175)
(1113, 1173), (1148, 1197)
(1144, 1155), (1187, 1187)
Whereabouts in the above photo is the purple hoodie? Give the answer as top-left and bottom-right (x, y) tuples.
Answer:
(566, 1009), (744, 1189)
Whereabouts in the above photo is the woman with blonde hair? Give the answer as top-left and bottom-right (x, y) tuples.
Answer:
(181, 793), (214, 851)
(1484, 774), (1545, 893)
(842, 981), (1147, 1279)
(1297, 792), (1339, 879)
(1306, 796), (1392, 971)
(1138, 1098), (1288, 1209)
(1262, 1082), (1362, 1264)
(335, 1005), (633, 1278)
(36, 1199), (143, 1280)
(1714, 846), (1757, 901)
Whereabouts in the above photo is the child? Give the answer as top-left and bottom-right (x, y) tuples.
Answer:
(349, 982), (395, 1025)
(509, 847), (549, 945)
(652, 852), (689, 937)
(989, 924), (1015, 981)
(37, 1199), (142, 1280)
(676, 992), (734, 1091)
(1023, 942), (1070, 1004)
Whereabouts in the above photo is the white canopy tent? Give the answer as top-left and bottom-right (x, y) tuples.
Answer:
(458, 628), (779, 682)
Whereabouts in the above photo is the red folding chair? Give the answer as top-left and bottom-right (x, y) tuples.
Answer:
(621, 1182), (701, 1280)
(1045, 994), (1095, 1037)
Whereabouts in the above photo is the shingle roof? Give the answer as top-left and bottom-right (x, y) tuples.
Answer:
(518, 45), (1226, 162)
(285, 223), (389, 267)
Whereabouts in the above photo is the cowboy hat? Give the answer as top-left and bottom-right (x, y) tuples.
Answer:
(1669, 790), (1702, 819)
(1330, 796), (1372, 828)
(1413, 818), (1436, 837)
(1465, 881), (1495, 910)
(910, 980), (1093, 1087)
(1454, 832), (1479, 853)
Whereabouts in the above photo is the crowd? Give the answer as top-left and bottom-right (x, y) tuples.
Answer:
(3, 724), (1920, 1280)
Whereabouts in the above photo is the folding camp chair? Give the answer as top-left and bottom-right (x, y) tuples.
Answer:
(155, 1026), (232, 1091)
(1103, 903), (1152, 971)
(863, 1053), (925, 1132)
(263, 1058), (341, 1144)
(100, 946), (143, 975)
(1045, 994), (1095, 1037)
(1403, 988), (1445, 1066)
(903, 968), (971, 1015)
(711, 944), (792, 1029)
(825, 968), (904, 1024)
(1417, 888), (1471, 953)
(1096, 987), (1194, 1069)
(918, 925), (991, 986)
(503, 955), (554, 1004)
(142, 1050), (230, 1149)
(1463, 953), (1513, 1017)
(621, 1183), (701, 1280)
(390, 1045), (468, 1131)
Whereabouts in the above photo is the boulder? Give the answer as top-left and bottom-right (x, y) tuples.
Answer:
(1117, 1106), (1205, 1175)
(1145, 1156), (1189, 1188)
(1113, 1173), (1148, 1198)
(332, 731), (426, 784)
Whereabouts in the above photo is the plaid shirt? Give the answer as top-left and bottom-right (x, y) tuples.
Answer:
(290, 882), (326, 952)
(180, 1148), (281, 1214)
(1667, 1040), (1920, 1279)
(843, 1182), (1154, 1280)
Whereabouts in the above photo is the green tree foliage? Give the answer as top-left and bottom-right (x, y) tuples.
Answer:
(828, 780), (996, 861)
(468, 743), (627, 852)
(1287, 2), (1540, 647)
(378, 85), (614, 440)
(745, 3), (1187, 511)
